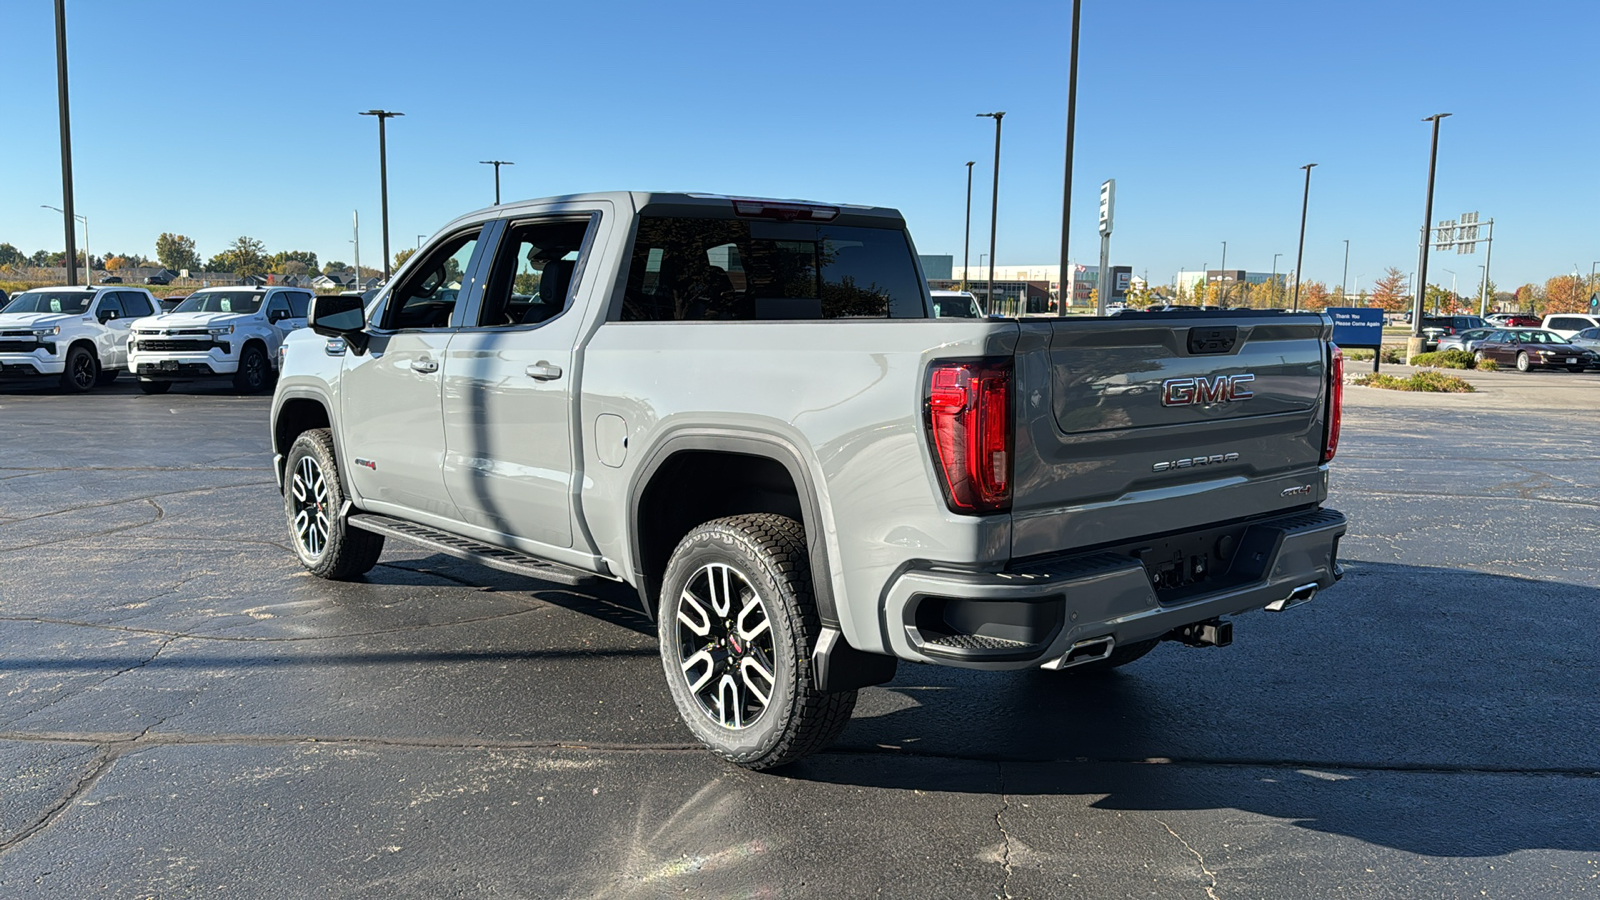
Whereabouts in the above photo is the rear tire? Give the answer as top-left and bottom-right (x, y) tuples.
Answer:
(233, 343), (271, 393)
(58, 345), (98, 393)
(658, 514), (855, 770)
(1473, 350), (1486, 364)
(283, 428), (384, 580)
(138, 380), (172, 395)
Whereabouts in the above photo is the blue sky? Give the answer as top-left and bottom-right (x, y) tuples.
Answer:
(1, 0), (1594, 293)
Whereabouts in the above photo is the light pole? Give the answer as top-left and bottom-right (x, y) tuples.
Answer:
(977, 111), (1005, 318)
(1218, 241), (1227, 306)
(1440, 267), (1456, 314)
(53, 0), (79, 286)
(1057, 0), (1082, 318)
(1476, 264), (1487, 315)
(479, 160), (514, 205)
(1409, 113), (1451, 361)
(351, 210), (361, 289)
(963, 161), (975, 292)
(416, 234), (425, 250)
(1293, 162), (1317, 311)
(1271, 252), (1282, 308)
(359, 109), (404, 280)
(1341, 239), (1350, 299)
(41, 205), (87, 283)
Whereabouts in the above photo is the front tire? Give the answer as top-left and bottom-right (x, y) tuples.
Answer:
(59, 345), (98, 393)
(233, 343), (271, 393)
(658, 514), (856, 770)
(1515, 352), (1531, 372)
(138, 380), (172, 395)
(284, 428), (384, 579)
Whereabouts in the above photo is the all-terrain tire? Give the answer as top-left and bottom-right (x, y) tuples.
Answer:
(658, 513), (856, 770)
(283, 428), (384, 580)
(59, 345), (99, 393)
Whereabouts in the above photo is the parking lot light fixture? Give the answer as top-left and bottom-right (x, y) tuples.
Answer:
(479, 160), (514, 205)
(53, 0), (78, 286)
(360, 109), (404, 280)
(963, 161), (975, 292)
(41, 204), (88, 284)
(1409, 113), (1451, 361)
(977, 112), (1005, 315)
(1293, 163), (1317, 312)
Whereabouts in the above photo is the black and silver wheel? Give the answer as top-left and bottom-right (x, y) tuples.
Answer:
(1515, 351), (1531, 373)
(659, 514), (855, 770)
(138, 380), (172, 395)
(59, 345), (98, 393)
(233, 343), (271, 393)
(283, 428), (383, 579)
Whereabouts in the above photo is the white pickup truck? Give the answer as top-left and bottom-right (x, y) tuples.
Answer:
(129, 286), (311, 394)
(0, 285), (159, 391)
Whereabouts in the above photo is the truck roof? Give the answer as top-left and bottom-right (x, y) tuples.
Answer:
(435, 191), (907, 235)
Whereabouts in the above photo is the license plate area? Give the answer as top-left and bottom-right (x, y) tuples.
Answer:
(159, 359), (178, 371)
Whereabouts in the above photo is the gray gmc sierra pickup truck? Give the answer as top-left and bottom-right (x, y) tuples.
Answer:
(270, 192), (1346, 769)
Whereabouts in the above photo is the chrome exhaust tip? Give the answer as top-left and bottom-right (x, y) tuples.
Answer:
(1042, 635), (1116, 670)
(1265, 582), (1319, 612)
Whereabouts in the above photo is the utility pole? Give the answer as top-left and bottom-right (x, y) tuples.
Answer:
(479, 160), (514, 205)
(963, 161), (975, 292)
(1057, 0), (1082, 317)
(977, 112), (1005, 315)
(360, 109), (404, 280)
(53, 0), (78, 285)
(1408, 113), (1451, 362)
(1293, 163), (1317, 311)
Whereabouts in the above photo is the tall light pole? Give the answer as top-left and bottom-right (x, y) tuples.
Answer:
(977, 111), (1005, 315)
(963, 161), (975, 292)
(1440, 267), (1456, 314)
(416, 234), (426, 250)
(1409, 113), (1451, 361)
(351, 210), (361, 289)
(53, 0), (78, 286)
(1341, 239), (1350, 299)
(359, 109), (403, 280)
(1476, 264), (1487, 316)
(41, 205), (87, 284)
(1271, 252), (1283, 307)
(1057, 0), (1082, 317)
(479, 160), (514, 205)
(1219, 241), (1227, 306)
(1293, 162), (1317, 311)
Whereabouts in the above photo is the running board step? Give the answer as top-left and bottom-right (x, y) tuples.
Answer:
(347, 513), (598, 586)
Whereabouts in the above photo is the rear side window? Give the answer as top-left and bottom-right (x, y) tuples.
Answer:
(1549, 317), (1587, 331)
(286, 292), (310, 317)
(119, 292), (154, 317)
(620, 215), (926, 321)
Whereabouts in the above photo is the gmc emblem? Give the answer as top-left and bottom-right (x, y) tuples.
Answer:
(1161, 373), (1255, 407)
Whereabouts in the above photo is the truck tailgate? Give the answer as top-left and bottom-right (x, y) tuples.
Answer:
(1009, 313), (1332, 559)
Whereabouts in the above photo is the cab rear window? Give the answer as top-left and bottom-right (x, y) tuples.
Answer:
(620, 215), (926, 321)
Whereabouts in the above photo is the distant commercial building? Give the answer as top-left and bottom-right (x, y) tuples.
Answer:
(918, 254), (953, 280)
(949, 264), (1133, 308)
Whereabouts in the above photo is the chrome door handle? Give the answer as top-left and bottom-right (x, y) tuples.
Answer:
(410, 357), (439, 374)
(526, 361), (562, 381)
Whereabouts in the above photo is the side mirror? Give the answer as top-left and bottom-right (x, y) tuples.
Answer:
(308, 294), (368, 353)
(267, 309), (288, 323)
(98, 309), (118, 323)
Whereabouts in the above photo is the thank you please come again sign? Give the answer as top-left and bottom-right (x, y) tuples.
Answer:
(1326, 307), (1383, 348)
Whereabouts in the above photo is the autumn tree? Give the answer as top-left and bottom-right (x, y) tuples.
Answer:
(1296, 280), (1331, 312)
(1369, 268), (1409, 313)
(0, 242), (24, 268)
(393, 247), (417, 269)
(268, 250), (318, 274)
(1543, 274), (1588, 314)
(155, 233), (201, 272)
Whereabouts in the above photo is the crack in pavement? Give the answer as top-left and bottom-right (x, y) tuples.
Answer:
(0, 499), (165, 555)
(0, 747), (116, 857)
(0, 604), (560, 643)
(0, 480), (273, 525)
(1155, 817), (1220, 900)
(993, 761), (1014, 900)
(9, 635), (180, 725)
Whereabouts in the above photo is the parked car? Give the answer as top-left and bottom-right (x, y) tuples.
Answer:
(0, 285), (160, 390)
(1419, 315), (1484, 350)
(1473, 328), (1598, 373)
(144, 273), (172, 286)
(158, 294), (188, 312)
(1540, 313), (1600, 339)
(1485, 313), (1540, 327)
(1568, 326), (1600, 351)
(929, 289), (983, 319)
(128, 286), (311, 394)
(272, 190), (1346, 769)
(98, 275), (123, 284)
(1435, 328), (1495, 354)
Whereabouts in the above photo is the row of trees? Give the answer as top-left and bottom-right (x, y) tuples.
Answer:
(1146, 266), (1595, 317)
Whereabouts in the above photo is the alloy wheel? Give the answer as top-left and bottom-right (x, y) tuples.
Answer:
(290, 455), (332, 559)
(674, 562), (776, 730)
(72, 353), (95, 389)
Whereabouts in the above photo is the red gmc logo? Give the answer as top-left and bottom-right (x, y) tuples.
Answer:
(1160, 374), (1256, 407)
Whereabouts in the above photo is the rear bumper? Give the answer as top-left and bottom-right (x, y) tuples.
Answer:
(881, 507), (1347, 670)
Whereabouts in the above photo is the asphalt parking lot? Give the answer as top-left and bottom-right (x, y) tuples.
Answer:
(1, 371), (1597, 899)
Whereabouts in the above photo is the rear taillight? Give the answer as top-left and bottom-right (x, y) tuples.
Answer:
(926, 359), (1012, 513)
(1323, 344), (1343, 463)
